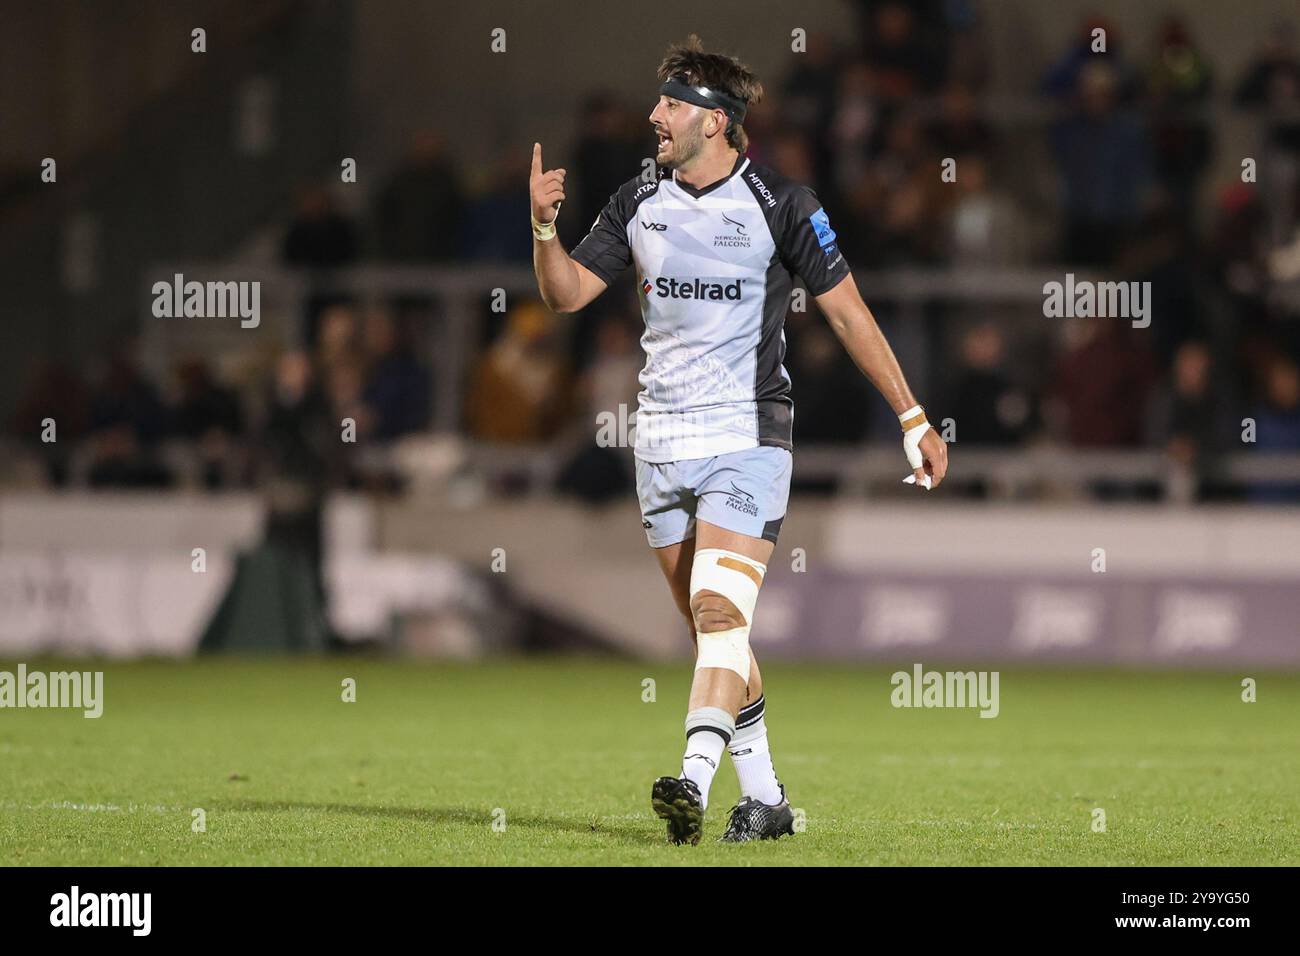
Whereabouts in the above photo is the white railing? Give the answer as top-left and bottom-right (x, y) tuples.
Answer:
(131, 262), (1300, 501)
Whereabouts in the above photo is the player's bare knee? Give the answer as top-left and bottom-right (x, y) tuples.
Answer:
(690, 590), (746, 632)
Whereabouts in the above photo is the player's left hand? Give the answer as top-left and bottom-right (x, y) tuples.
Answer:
(903, 428), (947, 491)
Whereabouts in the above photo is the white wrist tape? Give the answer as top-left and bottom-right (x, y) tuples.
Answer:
(899, 404), (931, 470)
(530, 202), (561, 241)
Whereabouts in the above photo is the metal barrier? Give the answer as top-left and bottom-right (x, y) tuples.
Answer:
(129, 261), (1300, 501)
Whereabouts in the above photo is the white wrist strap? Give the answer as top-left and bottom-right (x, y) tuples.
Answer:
(531, 202), (561, 241)
(898, 404), (927, 432)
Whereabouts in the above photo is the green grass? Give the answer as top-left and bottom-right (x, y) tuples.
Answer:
(1, 658), (1296, 866)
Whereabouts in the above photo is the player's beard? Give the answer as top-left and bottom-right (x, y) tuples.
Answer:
(657, 116), (705, 170)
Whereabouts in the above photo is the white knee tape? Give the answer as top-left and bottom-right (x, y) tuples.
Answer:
(691, 549), (765, 625)
(691, 548), (766, 681)
(695, 627), (751, 680)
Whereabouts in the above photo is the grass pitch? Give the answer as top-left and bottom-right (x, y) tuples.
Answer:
(1, 657), (1296, 866)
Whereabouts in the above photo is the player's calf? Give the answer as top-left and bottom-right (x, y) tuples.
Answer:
(680, 549), (764, 809)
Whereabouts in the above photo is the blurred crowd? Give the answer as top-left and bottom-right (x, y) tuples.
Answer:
(10, 306), (429, 492)
(9, 1), (1300, 502)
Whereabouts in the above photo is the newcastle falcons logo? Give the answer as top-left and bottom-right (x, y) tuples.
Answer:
(721, 212), (747, 235)
(714, 212), (750, 248)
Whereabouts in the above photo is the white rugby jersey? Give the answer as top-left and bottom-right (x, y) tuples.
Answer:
(572, 154), (850, 463)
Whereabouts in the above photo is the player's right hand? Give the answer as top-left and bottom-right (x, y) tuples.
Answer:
(902, 419), (947, 491)
(912, 427), (948, 490)
(530, 143), (566, 222)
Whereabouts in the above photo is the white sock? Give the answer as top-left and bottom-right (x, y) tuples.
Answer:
(728, 695), (783, 806)
(682, 707), (734, 811)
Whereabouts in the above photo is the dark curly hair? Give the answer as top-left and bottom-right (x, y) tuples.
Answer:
(656, 35), (764, 152)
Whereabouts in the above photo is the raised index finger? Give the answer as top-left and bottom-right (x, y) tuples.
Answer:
(531, 142), (543, 178)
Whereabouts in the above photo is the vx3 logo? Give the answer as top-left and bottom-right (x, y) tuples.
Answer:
(641, 220), (668, 231)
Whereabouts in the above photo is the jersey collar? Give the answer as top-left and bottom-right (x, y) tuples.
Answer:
(671, 154), (749, 199)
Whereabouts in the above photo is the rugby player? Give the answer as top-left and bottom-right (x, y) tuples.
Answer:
(530, 36), (948, 844)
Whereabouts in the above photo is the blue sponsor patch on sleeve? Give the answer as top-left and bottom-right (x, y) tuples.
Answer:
(809, 206), (837, 251)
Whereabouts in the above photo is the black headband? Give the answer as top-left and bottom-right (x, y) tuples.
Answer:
(659, 75), (747, 125)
